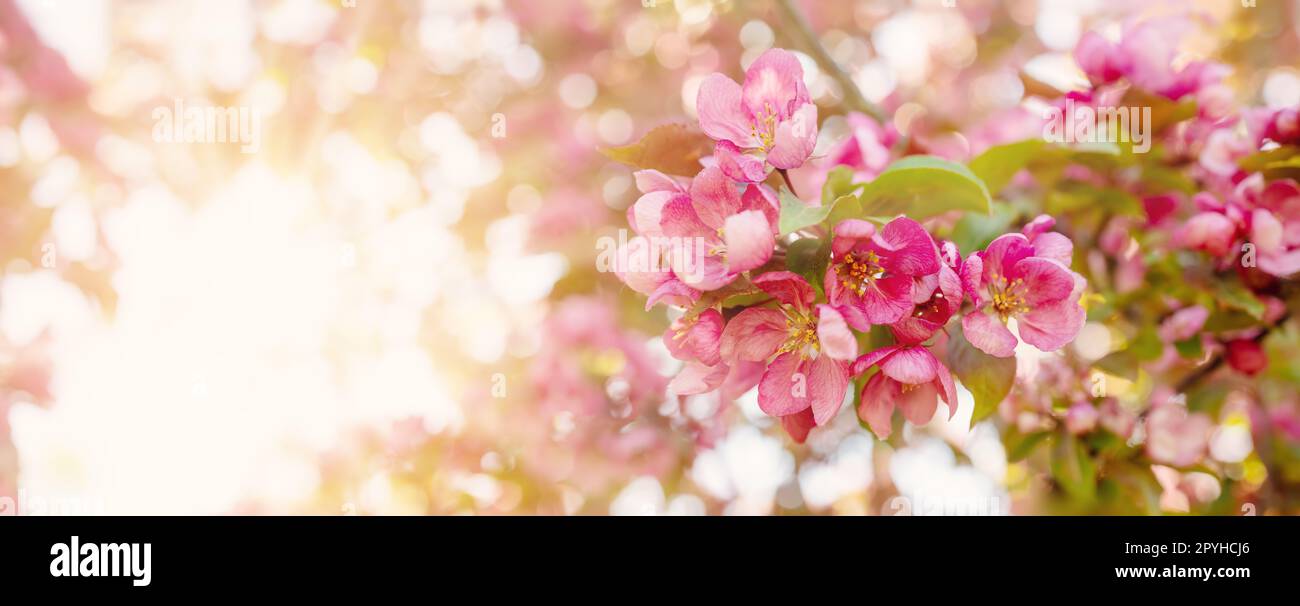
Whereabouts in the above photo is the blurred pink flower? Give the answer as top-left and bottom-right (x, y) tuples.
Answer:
(1065, 402), (1099, 435)
(1146, 402), (1212, 467)
(1225, 339), (1267, 376)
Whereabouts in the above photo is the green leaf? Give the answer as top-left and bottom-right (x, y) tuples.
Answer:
(785, 237), (828, 288)
(950, 201), (1016, 255)
(1094, 350), (1138, 381)
(1044, 184), (1142, 216)
(969, 140), (1045, 194)
(779, 188), (854, 236)
(1239, 146), (1300, 172)
(1051, 433), (1097, 503)
(857, 155), (992, 221)
(947, 323), (1017, 424)
(1005, 429), (1051, 463)
(1174, 336), (1204, 360)
(1219, 281), (1266, 320)
(820, 166), (860, 207)
(1130, 325), (1162, 361)
(600, 123), (714, 176)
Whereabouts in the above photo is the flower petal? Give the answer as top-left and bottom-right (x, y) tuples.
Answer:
(741, 48), (809, 121)
(874, 217), (941, 276)
(1014, 257), (1077, 307)
(981, 233), (1034, 282)
(634, 169), (687, 195)
(808, 354), (850, 425)
(723, 210), (775, 274)
(858, 372), (896, 439)
(752, 271), (816, 310)
(697, 73), (759, 147)
(879, 346), (939, 385)
(664, 308), (724, 366)
(962, 311), (1018, 358)
(858, 275), (914, 325)
(850, 345), (901, 376)
(767, 103), (818, 169)
(960, 253), (984, 307)
(688, 165), (744, 230)
(1017, 297), (1086, 353)
(934, 360), (959, 419)
(1030, 231), (1074, 266)
(780, 407), (818, 444)
(669, 361), (729, 395)
(720, 307), (788, 362)
(815, 305), (857, 362)
(714, 140), (770, 183)
(897, 380), (939, 425)
(757, 352), (811, 416)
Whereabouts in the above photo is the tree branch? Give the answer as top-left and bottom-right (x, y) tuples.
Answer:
(1174, 312), (1291, 394)
(771, 0), (887, 123)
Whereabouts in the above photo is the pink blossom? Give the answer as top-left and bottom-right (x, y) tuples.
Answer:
(1247, 179), (1300, 277)
(959, 218), (1085, 358)
(697, 48), (819, 181)
(1073, 31), (1131, 85)
(1225, 339), (1267, 376)
(657, 165), (778, 291)
(1099, 398), (1137, 439)
(1075, 18), (1227, 101)
(1178, 211), (1237, 257)
(851, 345), (958, 439)
(1146, 403), (1212, 468)
(1159, 305), (1209, 343)
(719, 272), (856, 427)
(612, 234), (700, 310)
(1065, 402), (1099, 435)
(824, 217), (941, 331)
(788, 111), (897, 195)
(1246, 106), (1300, 147)
(663, 309), (728, 395)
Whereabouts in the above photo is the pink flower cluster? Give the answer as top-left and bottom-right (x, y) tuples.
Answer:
(615, 49), (1088, 442)
(1179, 175), (1300, 277)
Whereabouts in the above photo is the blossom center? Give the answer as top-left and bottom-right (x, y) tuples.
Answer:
(777, 308), (819, 359)
(751, 103), (779, 150)
(989, 273), (1029, 320)
(834, 251), (884, 296)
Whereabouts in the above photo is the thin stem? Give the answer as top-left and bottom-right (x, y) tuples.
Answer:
(772, 0), (887, 123)
(777, 168), (798, 198)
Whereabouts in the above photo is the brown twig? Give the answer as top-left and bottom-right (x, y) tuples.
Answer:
(777, 168), (798, 198)
(771, 0), (888, 123)
(1174, 312), (1291, 394)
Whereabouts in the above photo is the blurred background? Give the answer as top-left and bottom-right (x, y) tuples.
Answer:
(1, 0), (1298, 515)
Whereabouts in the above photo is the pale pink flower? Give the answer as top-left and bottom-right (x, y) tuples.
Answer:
(697, 48), (819, 182)
(1065, 402), (1099, 435)
(658, 165), (778, 291)
(1146, 403), (1212, 468)
(851, 345), (958, 439)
